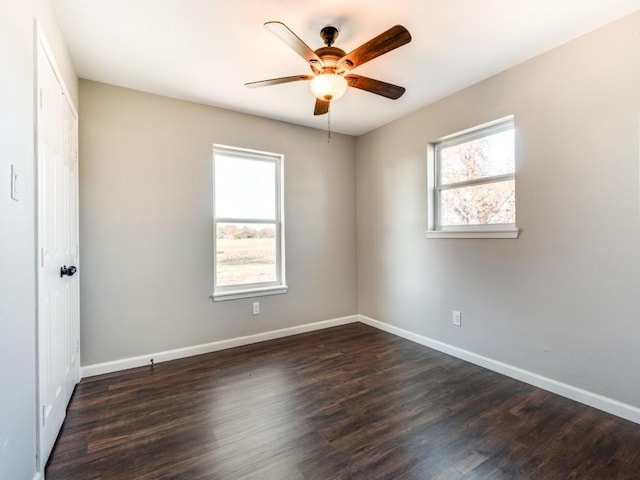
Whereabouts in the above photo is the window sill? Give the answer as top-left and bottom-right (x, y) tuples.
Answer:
(425, 228), (520, 239)
(212, 285), (288, 302)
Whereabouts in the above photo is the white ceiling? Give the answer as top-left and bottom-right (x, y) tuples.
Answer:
(53, 1), (639, 136)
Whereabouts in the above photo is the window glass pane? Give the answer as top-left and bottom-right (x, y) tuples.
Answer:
(215, 155), (276, 219)
(216, 222), (276, 287)
(440, 129), (514, 185)
(440, 180), (515, 226)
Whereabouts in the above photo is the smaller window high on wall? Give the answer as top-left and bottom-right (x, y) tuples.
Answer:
(427, 116), (519, 239)
(212, 145), (287, 300)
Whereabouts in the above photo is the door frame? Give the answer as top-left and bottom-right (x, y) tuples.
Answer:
(34, 21), (81, 474)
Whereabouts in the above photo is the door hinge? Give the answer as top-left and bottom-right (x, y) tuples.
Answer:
(42, 405), (46, 426)
(40, 247), (44, 268)
(76, 340), (80, 353)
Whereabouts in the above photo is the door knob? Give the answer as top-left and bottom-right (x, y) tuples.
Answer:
(60, 265), (77, 278)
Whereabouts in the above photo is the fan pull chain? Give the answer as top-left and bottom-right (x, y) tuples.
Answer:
(327, 108), (331, 143)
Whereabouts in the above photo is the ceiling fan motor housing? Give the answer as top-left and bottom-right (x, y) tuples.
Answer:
(312, 46), (347, 73)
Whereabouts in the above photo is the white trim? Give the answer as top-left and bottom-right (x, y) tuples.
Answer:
(426, 228), (520, 239)
(430, 116), (517, 234)
(35, 23), (77, 116)
(212, 285), (288, 301)
(358, 315), (640, 425)
(81, 315), (358, 377)
(436, 115), (515, 144)
(212, 144), (286, 297)
(80, 314), (640, 424)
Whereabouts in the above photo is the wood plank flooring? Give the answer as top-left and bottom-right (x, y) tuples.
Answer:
(46, 323), (640, 479)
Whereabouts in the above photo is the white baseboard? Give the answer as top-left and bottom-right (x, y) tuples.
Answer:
(81, 315), (358, 378)
(358, 314), (640, 425)
(80, 313), (639, 425)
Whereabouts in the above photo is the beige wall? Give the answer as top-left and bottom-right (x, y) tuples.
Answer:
(0, 0), (77, 477)
(78, 80), (357, 365)
(356, 12), (640, 407)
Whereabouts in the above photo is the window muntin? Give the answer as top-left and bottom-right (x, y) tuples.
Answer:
(433, 118), (516, 232)
(213, 145), (286, 300)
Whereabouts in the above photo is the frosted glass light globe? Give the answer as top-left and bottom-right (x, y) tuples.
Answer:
(310, 74), (348, 101)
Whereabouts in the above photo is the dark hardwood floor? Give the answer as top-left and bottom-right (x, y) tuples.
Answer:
(46, 323), (640, 479)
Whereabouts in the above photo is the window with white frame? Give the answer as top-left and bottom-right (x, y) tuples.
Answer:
(428, 117), (519, 238)
(212, 145), (286, 300)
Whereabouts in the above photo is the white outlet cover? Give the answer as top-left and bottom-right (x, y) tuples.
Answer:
(453, 311), (462, 326)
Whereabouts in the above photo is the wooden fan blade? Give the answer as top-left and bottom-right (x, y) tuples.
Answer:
(314, 98), (330, 116)
(337, 25), (411, 72)
(245, 75), (313, 88)
(345, 74), (406, 99)
(265, 21), (324, 67)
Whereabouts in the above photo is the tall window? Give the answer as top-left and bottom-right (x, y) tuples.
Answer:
(428, 117), (519, 238)
(212, 145), (286, 300)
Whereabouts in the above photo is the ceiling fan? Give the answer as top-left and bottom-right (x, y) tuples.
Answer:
(246, 21), (412, 116)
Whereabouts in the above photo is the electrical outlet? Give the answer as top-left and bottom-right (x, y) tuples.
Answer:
(452, 310), (461, 326)
(252, 302), (260, 315)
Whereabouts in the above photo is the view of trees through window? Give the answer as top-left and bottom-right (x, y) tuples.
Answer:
(215, 224), (277, 287)
(438, 126), (515, 227)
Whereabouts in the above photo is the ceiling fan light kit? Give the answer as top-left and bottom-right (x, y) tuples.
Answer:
(310, 73), (348, 101)
(246, 21), (412, 116)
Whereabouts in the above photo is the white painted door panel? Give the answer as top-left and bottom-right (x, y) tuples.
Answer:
(36, 33), (80, 471)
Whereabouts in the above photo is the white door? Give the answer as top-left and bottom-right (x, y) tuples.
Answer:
(36, 30), (80, 470)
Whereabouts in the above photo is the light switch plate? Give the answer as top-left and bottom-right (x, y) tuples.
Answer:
(10, 164), (20, 201)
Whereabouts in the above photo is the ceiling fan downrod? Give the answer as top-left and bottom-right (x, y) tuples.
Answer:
(320, 26), (339, 46)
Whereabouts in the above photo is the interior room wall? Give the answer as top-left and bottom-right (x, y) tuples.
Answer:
(78, 80), (357, 366)
(356, 12), (640, 409)
(0, 0), (77, 477)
